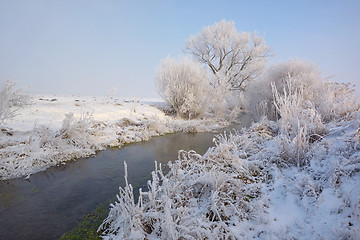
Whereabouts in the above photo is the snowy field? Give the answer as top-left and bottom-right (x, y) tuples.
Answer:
(3, 94), (168, 132)
(0, 94), (224, 180)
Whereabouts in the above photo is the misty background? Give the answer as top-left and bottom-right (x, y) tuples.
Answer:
(0, 0), (359, 97)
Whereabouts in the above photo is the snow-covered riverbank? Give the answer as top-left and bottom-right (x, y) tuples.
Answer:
(100, 111), (360, 239)
(99, 76), (360, 239)
(0, 94), (225, 180)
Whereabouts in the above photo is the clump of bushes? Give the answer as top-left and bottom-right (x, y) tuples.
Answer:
(155, 56), (210, 119)
(245, 59), (359, 166)
(246, 59), (359, 122)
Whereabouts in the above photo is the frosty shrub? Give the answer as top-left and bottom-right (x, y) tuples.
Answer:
(0, 81), (29, 125)
(186, 20), (271, 92)
(245, 59), (323, 120)
(100, 131), (270, 239)
(317, 81), (360, 121)
(57, 112), (101, 149)
(155, 56), (210, 119)
(203, 73), (244, 121)
(246, 59), (360, 122)
(272, 80), (325, 167)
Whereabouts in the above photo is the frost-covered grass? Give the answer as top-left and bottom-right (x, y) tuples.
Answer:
(99, 113), (360, 239)
(100, 77), (360, 239)
(0, 94), (225, 180)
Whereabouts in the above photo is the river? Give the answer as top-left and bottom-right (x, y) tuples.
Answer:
(0, 117), (252, 240)
(0, 131), (221, 239)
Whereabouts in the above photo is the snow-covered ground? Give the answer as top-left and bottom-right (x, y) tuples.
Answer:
(99, 77), (360, 239)
(0, 94), (225, 180)
(1, 85), (359, 239)
(3, 94), (168, 131)
(100, 112), (360, 239)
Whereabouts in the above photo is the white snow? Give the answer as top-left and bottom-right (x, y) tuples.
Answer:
(0, 94), (225, 180)
(4, 94), (167, 131)
(1, 82), (359, 239)
(99, 112), (360, 239)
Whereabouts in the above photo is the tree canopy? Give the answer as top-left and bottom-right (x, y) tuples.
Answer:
(186, 20), (271, 91)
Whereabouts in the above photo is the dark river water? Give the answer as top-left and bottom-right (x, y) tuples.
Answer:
(0, 132), (219, 240)
(0, 116), (252, 240)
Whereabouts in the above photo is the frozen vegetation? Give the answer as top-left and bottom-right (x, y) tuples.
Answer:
(99, 20), (360, 239)
(0, 91), (224, 180)
(1, 19), (359, 239)
(156, 20), (271, 119)
(100, 68), (360, 239)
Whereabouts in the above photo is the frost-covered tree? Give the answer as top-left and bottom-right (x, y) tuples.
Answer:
(155, 56), (210, 119)
(155, 20), (272, 119)
(186, 20), (271, 91)
(0, 81), (29, 125)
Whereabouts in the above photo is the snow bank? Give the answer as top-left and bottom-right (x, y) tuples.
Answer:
(100, 77), (360, 239)
(100, 114), (360, 239)
(0, 94), (225, 180)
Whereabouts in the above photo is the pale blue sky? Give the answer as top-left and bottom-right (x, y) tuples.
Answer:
(0, 0), (359, 97)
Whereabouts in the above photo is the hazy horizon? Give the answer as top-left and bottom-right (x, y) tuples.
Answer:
(1, 0), (359, 97)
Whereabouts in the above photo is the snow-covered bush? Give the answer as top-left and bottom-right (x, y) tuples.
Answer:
(202, 74), (244, 121)
(0, 81), (29, 125)
(245, 60), (321, 120)
(246, 59), (359, 122)
(57, 112), (98, 148)
(155, 56), (210, 119)
(317, 81), (360, 121)
(100, 130), (271, 239)
(272, 80), (325, 167)
(245, 59), (359, 166)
